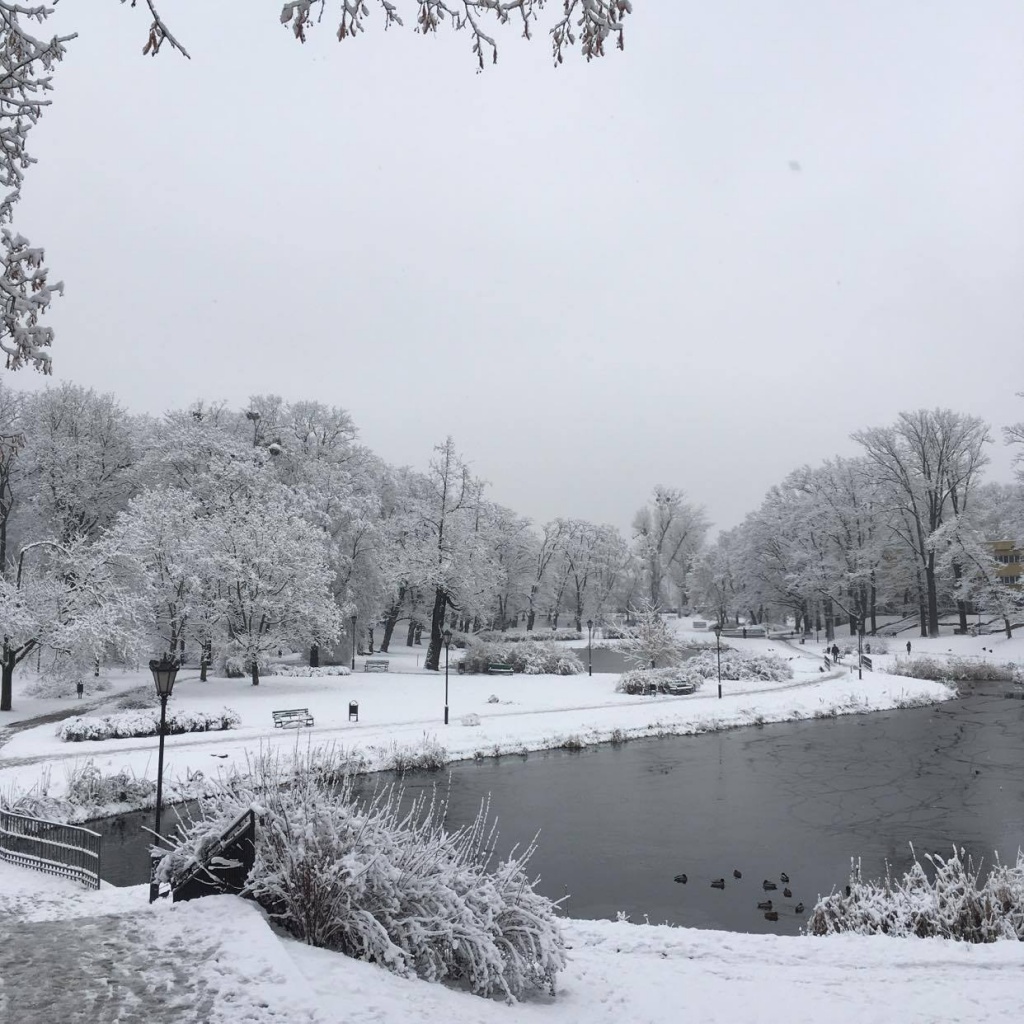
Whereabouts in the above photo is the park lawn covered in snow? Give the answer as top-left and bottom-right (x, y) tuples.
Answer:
(2, 861), (1023, 1024)
(0, 635), (966, 814)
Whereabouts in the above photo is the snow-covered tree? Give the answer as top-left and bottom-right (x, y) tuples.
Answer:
(854, 409), (991, 637)
(631, 487), (708, 609)
(200, 495), (342, 685)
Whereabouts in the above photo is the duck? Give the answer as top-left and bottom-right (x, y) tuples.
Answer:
(673, 873), (688, 884)
(764, 910), (779, 922)
(733, 869), (742, 879)
(757, 899), (773, 911)
(762, 880), (777, 891)
(780, 872), (790, 884)
(795, 903), (805, 914)
(711, 878), (726, 889)
(783, 887), (792, 899)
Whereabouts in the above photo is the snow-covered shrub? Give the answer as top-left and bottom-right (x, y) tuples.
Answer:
(117, 687), (159, 709)
(476, 628), (582, 643)
(263, 664), (352, 678)
(810, 846), (1024, 941)
(57, 706), (241, 742)
(601, 624), (638, 640)
(616, 667), (701, 696)
(159, 751), (566, 1002)
(886, 656), (1015, 683)
(461, 640), (583, 675)
(375, 734), (448, 773)
(64, 760), (157, 807)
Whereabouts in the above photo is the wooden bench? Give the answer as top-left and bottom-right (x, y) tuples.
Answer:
(487, 663), (513, 675)
(364, 659), (389, 673)
(273, 708), (314, 728)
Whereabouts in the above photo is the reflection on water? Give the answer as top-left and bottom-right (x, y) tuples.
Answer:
(93, 680), (1024, 936)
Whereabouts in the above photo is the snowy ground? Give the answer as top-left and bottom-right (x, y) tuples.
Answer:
(2, 860), (1023, 1024)
(0, 623), (996, 815)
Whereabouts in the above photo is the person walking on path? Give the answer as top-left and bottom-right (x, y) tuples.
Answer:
(906, 640), (912, 656)
(831, 643), (839, 662)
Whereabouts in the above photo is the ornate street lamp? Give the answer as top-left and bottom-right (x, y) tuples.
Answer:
(148, 656), (179, 902)
(713, 623), (723, 699)
(586, 619), (594, 677)
(350, 614), (357, 671)
(443, 628), (452, 725)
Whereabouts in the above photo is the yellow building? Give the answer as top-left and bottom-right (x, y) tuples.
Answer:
(990, 540), (1023, 588)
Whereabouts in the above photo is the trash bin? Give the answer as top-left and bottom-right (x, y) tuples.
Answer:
(457, 661), (465, 675)
(348, 701), (359, 722)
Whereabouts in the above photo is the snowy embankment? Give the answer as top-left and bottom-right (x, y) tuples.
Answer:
(0, 633), (963, 817)
(2, 862), (1023, 1024)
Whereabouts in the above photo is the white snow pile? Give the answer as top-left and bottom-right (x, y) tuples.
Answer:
(57, 706), (241, 741)
(159, 750), (565, 1004)
(810, 845), (1024, 941)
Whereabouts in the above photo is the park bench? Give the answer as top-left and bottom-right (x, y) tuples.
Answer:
(487, 663), (514, 675)
(364, 659), (389, 673)
(272, 708), (314, 729)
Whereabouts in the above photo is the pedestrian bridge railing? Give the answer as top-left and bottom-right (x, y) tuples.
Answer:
(0, 809), (101, 889)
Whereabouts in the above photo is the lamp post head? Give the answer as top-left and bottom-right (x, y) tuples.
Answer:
(443, 629), (452, 648)
(149, 657), (179, 698)
(587, 619), (593, 632)
(713, 624), (722, 640)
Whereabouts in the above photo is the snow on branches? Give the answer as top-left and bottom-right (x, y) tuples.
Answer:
(0, 3), (72, 373)
(280, 0), (634, 70)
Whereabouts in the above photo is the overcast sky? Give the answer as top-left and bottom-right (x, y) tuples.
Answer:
(14, 1), (1024, 536)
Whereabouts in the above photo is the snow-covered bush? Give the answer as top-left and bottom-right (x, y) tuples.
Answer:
(159, 751), (566, 1002)
(374, 733), (448, 773)
(461, 640), (583, 675)
(810, 846), (1024, 941)
(263, 664), (352, 678)
(64, 760), (157, 807)
(476, 628), (582, 643)
(601, 624), (638, 640)
(616, 667), (700, 696)
(885, 656), (1015, 683)
(617, 650), (791, 694)
(57, 706), (241, 742)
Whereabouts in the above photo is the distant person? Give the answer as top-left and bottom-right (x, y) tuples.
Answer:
(742, 627), (747, 639)
(831, 643), (839, 662)
(906, 640), (912, 656)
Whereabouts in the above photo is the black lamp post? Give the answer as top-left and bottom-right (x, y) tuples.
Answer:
(586, 619), (593, 677)
(148, 656), (179, 903)
(443, 628), (452, 725)
(713, 623), (722, 699)
(350, 614), (357, 671)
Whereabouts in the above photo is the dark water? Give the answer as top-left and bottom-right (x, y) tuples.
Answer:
(93, 682), (1024, 935)
(583, 647), (633, 673)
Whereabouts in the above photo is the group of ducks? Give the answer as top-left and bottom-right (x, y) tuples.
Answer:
(673, 869), (804, 921)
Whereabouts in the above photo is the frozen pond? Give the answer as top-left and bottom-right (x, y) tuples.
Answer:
(93, 680), (1024, 935)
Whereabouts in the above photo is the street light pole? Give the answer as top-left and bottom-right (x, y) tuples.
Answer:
(350, 614), (357, 671)
(148, 657), (179, 903)
(443, 628), (452, 725)
(714, 623), (722, 699)
(587, 619), (593, 677)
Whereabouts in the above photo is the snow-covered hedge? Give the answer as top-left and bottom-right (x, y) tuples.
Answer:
(617, 650), (791, 694)
(57, 707), (241, 742)
(262, 664), (353, 678)
(476, 628), (583, 643)
(810, 846), (1024, 941)
(885, 656), (1018, 684)
(615, 667), (700, 696)
(159, 752), (566, 1002)
(461, 640), (583, 675)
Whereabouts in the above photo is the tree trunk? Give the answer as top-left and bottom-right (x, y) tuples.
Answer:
(1004, 617), (1013, 639)
(869, 579), (878, 635)
(251, 661), (260, 686)
(405, 620), (417, 647)
(309, 645), (320, 668)
(1, 645), (12, 712)
(425, 588), (447, 671)
(366, 628), (374, 654)
(925, 561), (939, 637)
(527, 609), (535, 631)
(379, 609), (401, 652)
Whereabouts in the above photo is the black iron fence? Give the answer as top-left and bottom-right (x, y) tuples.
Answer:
(0, 809), (102, 889)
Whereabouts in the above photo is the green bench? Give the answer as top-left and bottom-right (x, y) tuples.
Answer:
(273, 708), (314, 728)
(364, 659), (389, 673)
(487, 663), (513, 675)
